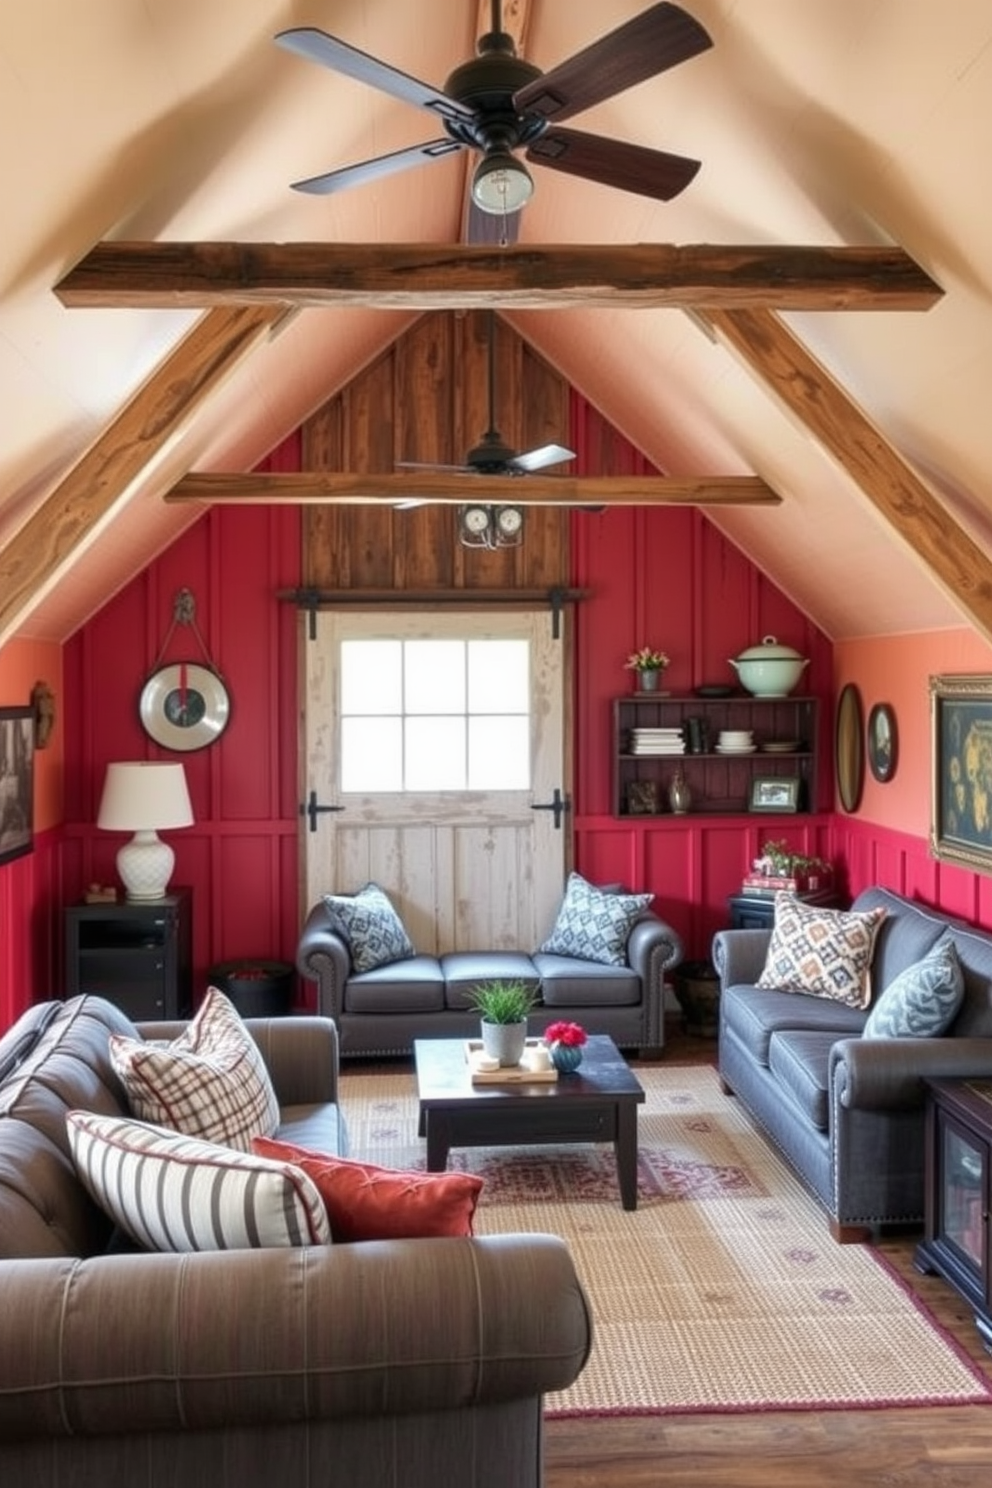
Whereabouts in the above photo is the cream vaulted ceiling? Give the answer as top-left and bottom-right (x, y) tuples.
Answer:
(2, 1), (992, 645)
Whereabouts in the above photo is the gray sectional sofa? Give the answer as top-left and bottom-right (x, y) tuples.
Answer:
(0, 994), (591, 1486)
(712, 886), (992, 1242)
(296, 900), (684, 1059)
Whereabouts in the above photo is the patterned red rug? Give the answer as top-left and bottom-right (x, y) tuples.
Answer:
(343, 1063), (992, 1417)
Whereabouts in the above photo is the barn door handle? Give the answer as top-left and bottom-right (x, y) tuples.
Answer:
(531, 787), (569, 830)
(301, 790), (345, 832)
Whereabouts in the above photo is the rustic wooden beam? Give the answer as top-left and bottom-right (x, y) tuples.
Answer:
(703, 307), (992, 643)
(0, 305), (283, 646)
(166, 471), (780, 507)
(55, 243), (943, 312)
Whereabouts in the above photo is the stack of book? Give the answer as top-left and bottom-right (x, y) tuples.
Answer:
(741, 873), (800, 897)
(629, 727), (685, 756)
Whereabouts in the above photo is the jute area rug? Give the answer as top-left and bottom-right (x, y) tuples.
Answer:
(342, 1062), (992, 1418)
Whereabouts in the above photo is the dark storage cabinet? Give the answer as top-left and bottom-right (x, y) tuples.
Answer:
(727, 889), (837, 929)
(65, 888), (192, 1021)
(916, 1079), (992, 1352)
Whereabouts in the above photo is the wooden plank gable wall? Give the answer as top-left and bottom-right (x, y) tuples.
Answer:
(302, 310), (570, 593)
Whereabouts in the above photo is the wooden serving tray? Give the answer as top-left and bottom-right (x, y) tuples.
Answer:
(464, 1038), (559, 1084)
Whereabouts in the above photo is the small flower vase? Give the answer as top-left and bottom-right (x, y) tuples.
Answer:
(669, 766), (692, 815)
(636, 668), (661, 693)
(550, 1041), (583, 1074)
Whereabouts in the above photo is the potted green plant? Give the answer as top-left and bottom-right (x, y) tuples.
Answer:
(624, 645), (670, 693)
(756, 840), (832, 891)
(466, 979), (537, 1067)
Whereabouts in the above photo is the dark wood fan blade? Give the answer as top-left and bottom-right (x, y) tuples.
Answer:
(512, 3), (711, 123)
(275, 28), (474, 123)
(396, 460), (474, 475)
(527, 128), (701, 202)
(291, 139), (462, 195)
(508, 444), (576, 474)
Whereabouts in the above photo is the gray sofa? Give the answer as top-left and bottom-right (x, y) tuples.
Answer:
(0, 994), (591, 1486)
(712, 886), (992, 1243)
(296, 901), (683, 1059)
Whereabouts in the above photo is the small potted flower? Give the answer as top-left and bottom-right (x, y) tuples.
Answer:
(543, 1019), (588, 1073)
(624, 646), (670, 693)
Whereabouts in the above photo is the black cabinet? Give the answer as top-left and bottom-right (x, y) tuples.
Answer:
(915, 1079), (992, 1352)
(612, 694), (820, 817)
(727, 889), (837, 929)
(65, 889), (193, 1021)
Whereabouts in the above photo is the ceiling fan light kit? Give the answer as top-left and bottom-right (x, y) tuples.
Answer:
(275, 3), (712, 236)
(471, 153), (534, 215)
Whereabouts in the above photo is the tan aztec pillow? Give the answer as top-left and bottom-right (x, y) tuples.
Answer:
(756, 894), (886, 1009)
(67, 1111), (331, 1252)
(109, 986), (280, 1151)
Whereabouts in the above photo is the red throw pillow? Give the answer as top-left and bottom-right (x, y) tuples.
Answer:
(251, 1136), (483, 1243)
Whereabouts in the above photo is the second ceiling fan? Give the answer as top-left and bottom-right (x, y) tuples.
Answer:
(276, 2), (712, 240)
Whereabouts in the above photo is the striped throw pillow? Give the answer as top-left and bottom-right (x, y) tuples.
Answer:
(109, 986), (280, 1151)
(67, 1111), (331, 1252)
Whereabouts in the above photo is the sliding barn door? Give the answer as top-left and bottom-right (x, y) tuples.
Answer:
(301, 608), (568, 954)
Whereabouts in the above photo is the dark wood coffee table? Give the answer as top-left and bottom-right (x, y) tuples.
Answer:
(413, 1033), (646, 1210)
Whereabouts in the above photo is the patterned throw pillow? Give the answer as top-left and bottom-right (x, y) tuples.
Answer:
(863, 933), (965, 1038)
(539, 872), (653, 968)
(253, 1136), (483, 1243)
(67, 1111), (331, 1252)
(322, 883), (416, 972)
(756, 894), (886, 1009)
(109, 986), (280, 1151)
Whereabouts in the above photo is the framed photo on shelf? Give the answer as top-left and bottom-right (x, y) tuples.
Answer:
(749, 777), (800, 814)
(930, 674), (992, 874)
(0, 705), (34, 867)
(626, 780), (659, 816)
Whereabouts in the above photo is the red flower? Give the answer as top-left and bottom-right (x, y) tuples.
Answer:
(544, 1020), (587, 1047)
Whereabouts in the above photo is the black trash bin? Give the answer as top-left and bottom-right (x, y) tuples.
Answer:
(673, 960), (720, 1038)
(209, 959), (295, 1018)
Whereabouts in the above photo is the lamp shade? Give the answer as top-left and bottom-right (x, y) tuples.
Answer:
(97, 762), (194, 900)
(471, 153), (534, 214)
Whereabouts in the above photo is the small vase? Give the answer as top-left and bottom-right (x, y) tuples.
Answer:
(637, 669), (661, 693)
(550, 1041), (583, 1074)
(669, 767), (692, 815)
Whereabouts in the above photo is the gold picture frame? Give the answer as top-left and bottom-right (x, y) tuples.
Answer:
(930, 673), (992, 873)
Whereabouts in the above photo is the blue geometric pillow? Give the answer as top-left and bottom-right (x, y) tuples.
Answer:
(322, 884), (416, 973)
(862, 933), (964, 1039)
(539, 872), (652, 968)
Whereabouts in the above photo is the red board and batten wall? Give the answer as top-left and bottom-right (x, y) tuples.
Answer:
(5, 402), (992, 1028)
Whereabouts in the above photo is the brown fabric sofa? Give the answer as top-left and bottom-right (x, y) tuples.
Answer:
(0, 995), (592, 1486)
(297, 901), (683, 1059)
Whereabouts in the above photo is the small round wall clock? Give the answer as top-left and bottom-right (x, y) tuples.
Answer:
(139, 663), (231, 752)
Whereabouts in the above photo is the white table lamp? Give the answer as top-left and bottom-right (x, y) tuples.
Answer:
(97, 762), (194, 901)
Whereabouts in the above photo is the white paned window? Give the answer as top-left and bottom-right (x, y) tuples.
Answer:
(340, 638), (530, 793)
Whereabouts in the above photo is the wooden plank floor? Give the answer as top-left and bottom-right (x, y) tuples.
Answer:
(544, 1024), (992, 1487)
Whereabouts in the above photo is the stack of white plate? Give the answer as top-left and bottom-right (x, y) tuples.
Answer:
(716, 729), (755, 755)
(630, 727), (685, 756)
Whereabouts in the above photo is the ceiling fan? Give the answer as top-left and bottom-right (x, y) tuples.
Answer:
(275, 2), (712, 240)
(398, 311), (575, 480)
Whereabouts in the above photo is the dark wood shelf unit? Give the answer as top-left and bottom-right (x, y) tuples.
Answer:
(916, 1078), (992, 1353)
(612, 694), (820, 818)
(64, 888), (193, 1022)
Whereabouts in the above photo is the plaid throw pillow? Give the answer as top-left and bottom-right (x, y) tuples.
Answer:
(539, 872), (652, 968)
(756, 894), (886, 1009)
(322, 883), (416, 972)
(67, 1111), (331, 1252)
(109, 986), (280, 1151)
